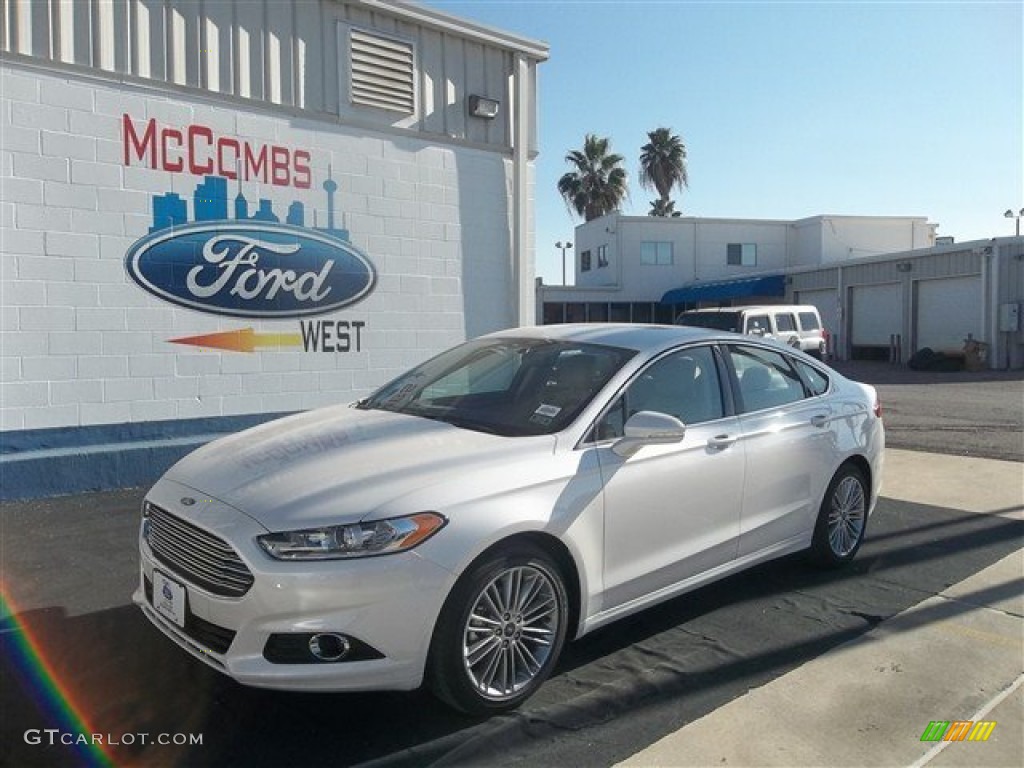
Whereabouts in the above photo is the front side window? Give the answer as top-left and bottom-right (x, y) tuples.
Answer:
(728, 345), (806, 412)
(745, 315), (771, 335)
(362, 338), (635, 436)
(640, 241), (673, 265)
(593, 346), (724, 441)
(727, 243), (757, 266)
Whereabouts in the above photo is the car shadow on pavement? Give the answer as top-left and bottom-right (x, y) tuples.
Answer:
(2, 498), (1021, 768)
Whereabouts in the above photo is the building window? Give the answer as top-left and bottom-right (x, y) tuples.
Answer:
(597, 244), (609, 268)
(349, 29), (415, 114)
(580, 250), (592, 272)
(727, 243), (757, 266)
(640, 241), (673, 265)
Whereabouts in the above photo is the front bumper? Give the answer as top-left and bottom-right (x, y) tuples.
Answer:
(133, 479), (455, 692)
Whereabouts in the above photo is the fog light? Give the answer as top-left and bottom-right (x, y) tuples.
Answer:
(308, 633), (350, 662)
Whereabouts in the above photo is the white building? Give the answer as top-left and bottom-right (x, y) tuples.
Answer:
(0, 0), (547, 498)
(539, 213), (1023, 369)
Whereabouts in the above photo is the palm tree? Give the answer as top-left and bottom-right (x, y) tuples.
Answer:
(639, 127), (688, 217)
(649, 198), (682, 218)
(557, 134), (628, 221)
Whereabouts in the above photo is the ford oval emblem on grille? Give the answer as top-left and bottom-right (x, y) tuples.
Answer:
(124, 222), (376, 319)
(181, 497), (196, 506)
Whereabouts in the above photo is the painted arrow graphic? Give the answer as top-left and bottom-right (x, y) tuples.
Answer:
(168, 327), (303, 353)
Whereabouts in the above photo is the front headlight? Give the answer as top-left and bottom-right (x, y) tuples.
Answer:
(258, 512), (447, 560)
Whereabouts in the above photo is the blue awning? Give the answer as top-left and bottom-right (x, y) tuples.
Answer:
(660, 274), (786, 304)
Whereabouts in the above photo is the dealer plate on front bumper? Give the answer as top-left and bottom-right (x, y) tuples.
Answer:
(153, 570), (187, 628)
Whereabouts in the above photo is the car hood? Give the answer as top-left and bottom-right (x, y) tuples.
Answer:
(166, 405), (553, 530)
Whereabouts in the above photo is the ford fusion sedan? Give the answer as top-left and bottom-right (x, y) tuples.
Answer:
(134, 324), (884, 714)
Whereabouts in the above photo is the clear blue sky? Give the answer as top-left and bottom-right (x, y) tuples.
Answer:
(431, 0), (1023, 284)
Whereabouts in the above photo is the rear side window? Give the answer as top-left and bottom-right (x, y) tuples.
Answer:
(795, 360), (829, 396)
(729, 345), (806, 412)
(798, 312), (821, 331)
(775, 313), (797, 333)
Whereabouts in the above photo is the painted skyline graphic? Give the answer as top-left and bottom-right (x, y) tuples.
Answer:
(149, 170), (349, 241)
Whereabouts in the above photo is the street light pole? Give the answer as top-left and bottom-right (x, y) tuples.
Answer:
(1005, 208), (1024, 236)
(555, 241), (573, 285)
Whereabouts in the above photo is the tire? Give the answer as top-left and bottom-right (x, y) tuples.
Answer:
(427, 543), (569, 715)
(810, 464), (869, 568)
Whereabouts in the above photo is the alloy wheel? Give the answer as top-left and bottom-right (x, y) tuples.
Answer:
(461, 565), (560, 701)
(828, 475), (866, 557)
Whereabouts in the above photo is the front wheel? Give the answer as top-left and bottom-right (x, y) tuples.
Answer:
(427, 544), (569, 715)
(810, 464), (869, 567)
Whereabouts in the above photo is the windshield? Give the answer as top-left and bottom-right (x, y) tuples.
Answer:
(677, 311), (741, 333)
(359, 338), (636, 436)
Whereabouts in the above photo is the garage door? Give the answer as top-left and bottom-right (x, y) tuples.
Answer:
(916, 276), (982, 352)
(850, 283), (902, 346)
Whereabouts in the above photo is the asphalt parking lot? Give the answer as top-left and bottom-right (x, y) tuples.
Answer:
(1, 364), (1021, 768)
(830, 361), (1023, 462)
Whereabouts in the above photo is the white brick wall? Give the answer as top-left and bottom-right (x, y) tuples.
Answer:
(1, 62), (522, 433)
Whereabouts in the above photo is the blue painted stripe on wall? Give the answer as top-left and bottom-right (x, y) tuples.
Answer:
(0, 412), (295, 501)
(1, 412), (294, 454)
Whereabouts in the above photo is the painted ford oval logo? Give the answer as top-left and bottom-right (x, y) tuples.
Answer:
(125, 222), (376, 319)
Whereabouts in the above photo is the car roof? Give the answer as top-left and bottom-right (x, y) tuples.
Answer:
(485, 323), (728, 353)
(680, 305), (817, 314)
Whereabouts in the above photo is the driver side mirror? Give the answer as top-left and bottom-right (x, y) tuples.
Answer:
(612, 411), (686, 457)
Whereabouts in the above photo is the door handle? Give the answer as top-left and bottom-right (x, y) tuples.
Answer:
(810, 414), (829, 428)
(708, 434), (738, 450)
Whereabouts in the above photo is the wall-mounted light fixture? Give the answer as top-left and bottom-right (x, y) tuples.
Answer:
(468, 95), (500, 119)
(896, 262), (913, 272)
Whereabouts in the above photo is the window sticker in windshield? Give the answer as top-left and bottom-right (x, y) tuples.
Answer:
(530, 403), (562, 426)
(381, 373), (426, 409)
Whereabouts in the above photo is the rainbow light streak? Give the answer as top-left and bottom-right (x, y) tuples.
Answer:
(0, 589), (114, 767)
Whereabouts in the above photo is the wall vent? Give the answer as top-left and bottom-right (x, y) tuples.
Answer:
(350, 29), (414, 114)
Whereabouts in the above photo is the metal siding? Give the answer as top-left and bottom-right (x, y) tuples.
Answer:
(790, 268), (838, 292)
(442, 32), (466, 140)
(418, 25), (444, 135)
(294, 0), (323, 111)
(202, 0), (234, 95)
(265, 1), (293, 106)
(0, 0), (523, 150)
(483, 46), (508, 146)
(464, 40), (485, 144)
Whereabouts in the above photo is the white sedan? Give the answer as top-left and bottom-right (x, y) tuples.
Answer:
(134, 324), (884, 714)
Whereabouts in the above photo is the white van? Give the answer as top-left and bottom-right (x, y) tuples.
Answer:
(675, 305), (827, 359)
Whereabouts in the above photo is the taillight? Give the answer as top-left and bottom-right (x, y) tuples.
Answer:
(874, 398), (882, 419)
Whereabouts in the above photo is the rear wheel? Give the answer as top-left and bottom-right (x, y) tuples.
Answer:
(427, 544), (569, 715)
(811, 464), (868, 567)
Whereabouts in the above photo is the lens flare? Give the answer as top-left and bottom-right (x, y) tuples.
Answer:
(1, 589), (114, 767)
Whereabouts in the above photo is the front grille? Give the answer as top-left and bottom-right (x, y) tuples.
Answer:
(146, 503), (254, 597)
(144, 577), (237, 655)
